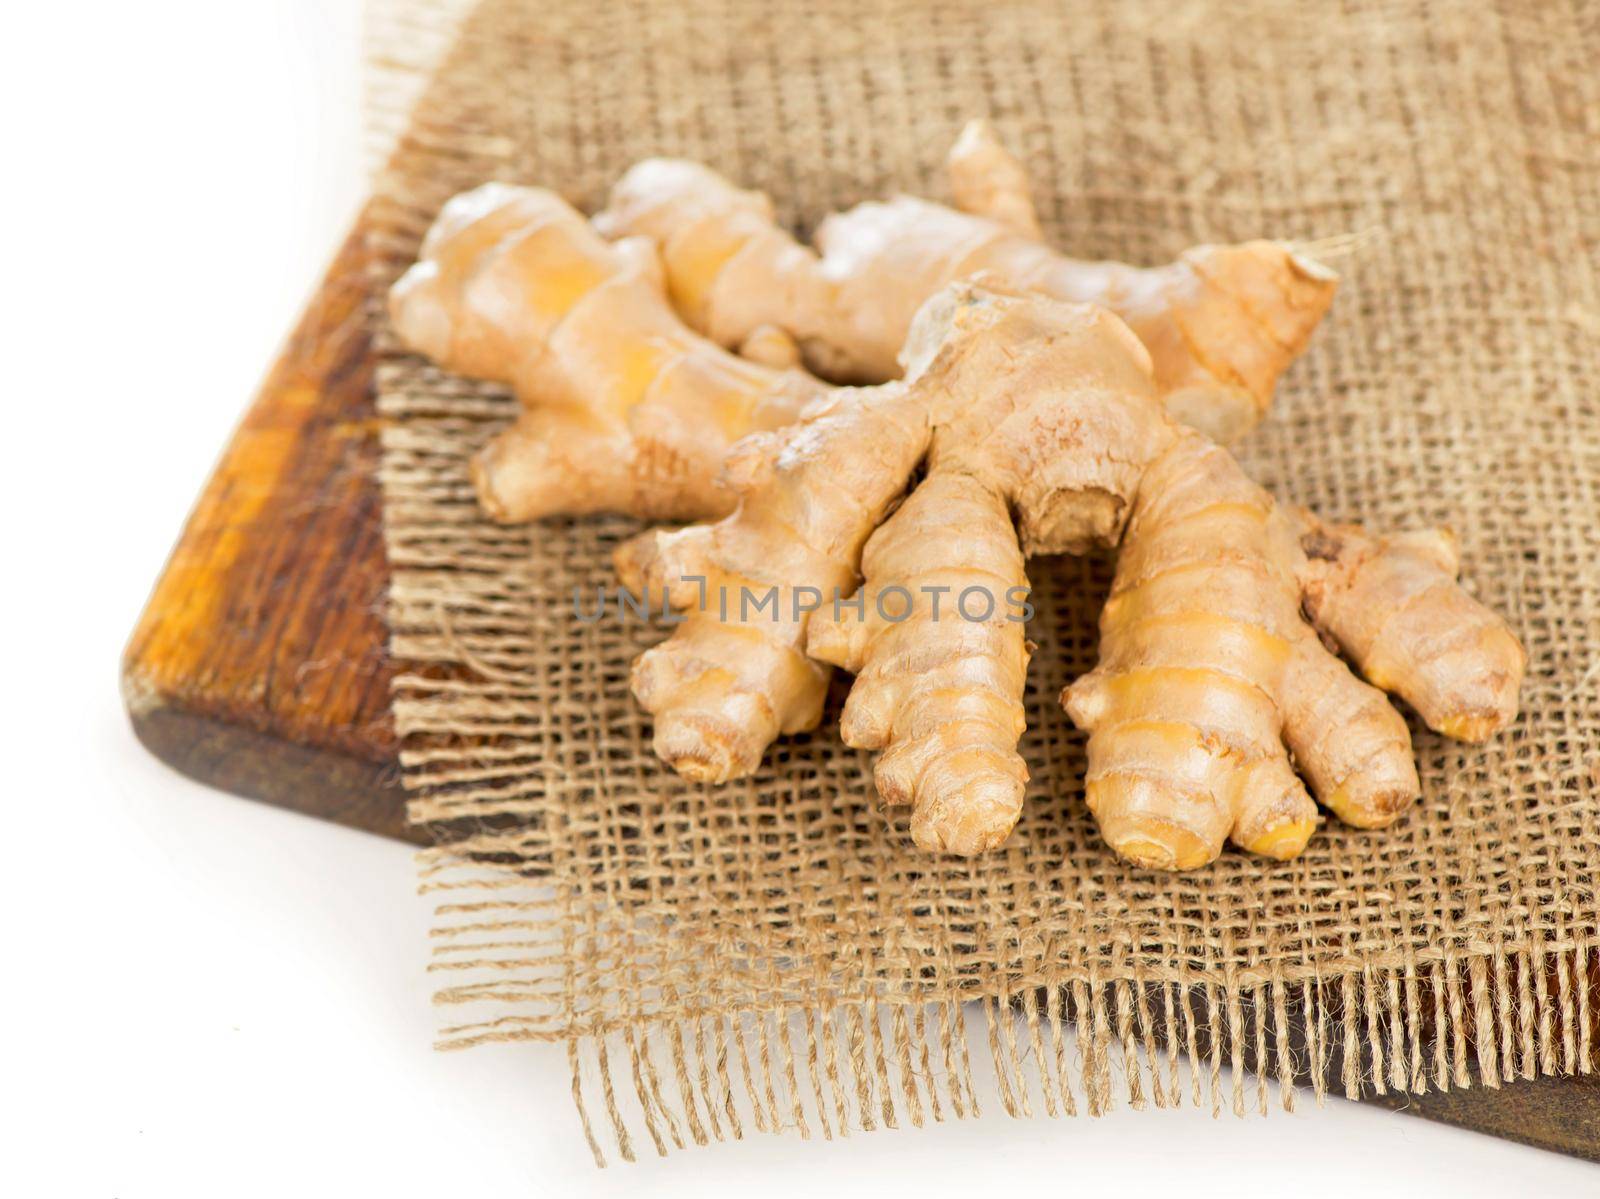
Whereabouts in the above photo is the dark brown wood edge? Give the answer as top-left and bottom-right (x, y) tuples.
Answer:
(121, 211), (420, 845)
(1362, 1075), (1598, 1160)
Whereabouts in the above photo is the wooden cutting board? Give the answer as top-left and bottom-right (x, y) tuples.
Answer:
(122, 214), (416, 845)
(120, 210), (1600, 1161)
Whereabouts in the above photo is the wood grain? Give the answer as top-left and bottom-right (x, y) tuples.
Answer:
(122, 212), (419, 844)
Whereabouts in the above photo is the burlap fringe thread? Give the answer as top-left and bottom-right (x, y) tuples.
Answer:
(421, 851), (1596, 1166)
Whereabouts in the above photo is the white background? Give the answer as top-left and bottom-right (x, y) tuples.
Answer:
(2, 2), (1594, 1195)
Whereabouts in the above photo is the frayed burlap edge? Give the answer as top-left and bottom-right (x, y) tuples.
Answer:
(421, 851), (1597, 1164)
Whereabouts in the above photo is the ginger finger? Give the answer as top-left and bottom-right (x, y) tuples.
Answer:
(617, 382), (930, 782)
(737, 323), (804, 369)
(1064, 434), (1322, 868)
(1278, 632), (1419, 829)
(808, 471), (1032, 855)
(591, 160), (833, 362)
(1294, 517), (1526, 742)
(388, 183), (567, 381)
(472, 408), (636, 522)
(390, 184), (826, 523)
(946, 118), (1042, 239)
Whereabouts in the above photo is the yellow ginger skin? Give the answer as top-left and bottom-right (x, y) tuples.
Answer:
(616, 382), (928, 783)
(623, 286), (1523, 864)
(806, 472), (1034, 855)
(389, 183), (826, 523)
(1066, 457), (1526, 869)
(597, 123), (1338, 444)
(1294, 521), (1526, 743)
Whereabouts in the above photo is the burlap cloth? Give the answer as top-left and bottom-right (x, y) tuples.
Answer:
(366, 0), (1600, 1164)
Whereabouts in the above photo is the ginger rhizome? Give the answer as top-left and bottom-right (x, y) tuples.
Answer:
(389, 184), (826, 522)
(621, 286), (1523, 865)
(596, 122), (1338, 443)
(390, 171), (1523, 870)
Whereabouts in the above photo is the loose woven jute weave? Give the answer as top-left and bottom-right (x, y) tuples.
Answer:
(366, 0), (1600, 1164)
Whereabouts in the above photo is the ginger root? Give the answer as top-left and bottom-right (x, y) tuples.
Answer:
(392, 173), (1522, 870)
(623, 285), (1522, 864)
(389, 184), (825, 522)
(597, 121), (1338, 444)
